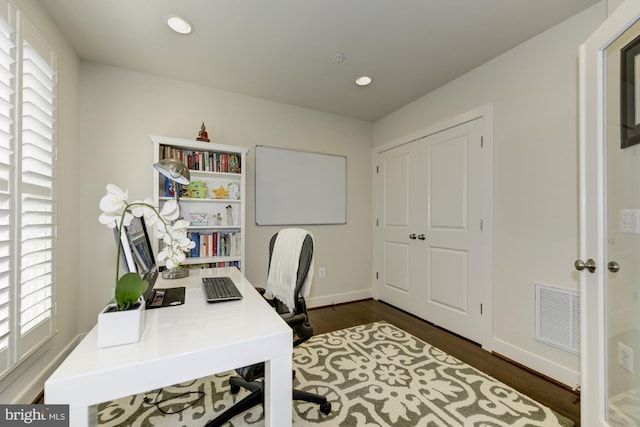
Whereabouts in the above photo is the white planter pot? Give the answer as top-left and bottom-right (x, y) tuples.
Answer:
(97, 298), (146, 348)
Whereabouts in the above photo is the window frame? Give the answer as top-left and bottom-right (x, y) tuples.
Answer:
(0, 0), (57, 383)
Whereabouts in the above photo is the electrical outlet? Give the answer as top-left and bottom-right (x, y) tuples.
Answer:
(318, 267), (326, 278)
(618, 342), (634, 373)
(620, 209), (640, 233)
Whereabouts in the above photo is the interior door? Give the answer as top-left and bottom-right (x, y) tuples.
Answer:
(375, 142), (425, 316)
(375, 118), (483, 343)
(579, 1), (640, 425)
(420, 119), (484, 343)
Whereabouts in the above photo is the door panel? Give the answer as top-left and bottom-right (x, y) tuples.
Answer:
(429, 247), (468, 313)
(383, 242), (410, 292)
(384, 153), (410, 227)
(376, 144), (423, 314)
(422, 119), (483, 343)
(428, 135), (468, 228)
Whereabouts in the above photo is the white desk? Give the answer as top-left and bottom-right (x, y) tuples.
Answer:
(45, 267), (293, 427)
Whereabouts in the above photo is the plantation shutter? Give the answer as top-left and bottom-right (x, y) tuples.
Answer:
(17, 17), (55, 358)
(0, 3), (14, 375)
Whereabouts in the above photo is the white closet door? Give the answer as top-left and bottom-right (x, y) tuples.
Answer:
(375, 118), (484, 344)
(375, 142), (426, 315)
(419, 118), (484, 343)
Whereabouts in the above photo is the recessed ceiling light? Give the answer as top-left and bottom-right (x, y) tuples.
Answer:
(355, 76), (372, 86)
(166, 15), (193, 35)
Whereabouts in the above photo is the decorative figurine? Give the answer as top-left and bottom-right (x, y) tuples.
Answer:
(212, 185), (229, 199)
(196, 122), (210, 142)
(185, 181), (207, 198)
(228, 182), (240, 200)
(215, 213), (222, 225)
(226, 205), (233, 225)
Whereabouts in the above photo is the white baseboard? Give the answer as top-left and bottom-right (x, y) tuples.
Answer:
(306, 289), (373, 309)
(490, 337), (580, 389)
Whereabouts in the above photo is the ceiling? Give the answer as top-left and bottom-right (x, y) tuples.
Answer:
(38, 0), (599, 122)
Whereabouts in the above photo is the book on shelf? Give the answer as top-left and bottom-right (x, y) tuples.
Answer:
(185, 231), (240, 258)
(164, 176), (188, 198)
(159, 145), (242, 174)
(185, 261), (241, 270)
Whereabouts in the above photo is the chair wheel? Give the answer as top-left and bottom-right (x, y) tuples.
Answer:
(320, 402), (331, 415)
(230, 384), (241, 394)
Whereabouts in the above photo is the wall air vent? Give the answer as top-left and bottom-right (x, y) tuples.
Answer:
(535, 283), (580, 355)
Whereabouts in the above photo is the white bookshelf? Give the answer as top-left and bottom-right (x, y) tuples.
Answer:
(150, 135), (248, 271)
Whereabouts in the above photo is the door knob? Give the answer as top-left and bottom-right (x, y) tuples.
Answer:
(608, 261), (620, 273)
(409, 234), (417, 240)
(575, 259), (596, 273)
(418, 234), (426, 240)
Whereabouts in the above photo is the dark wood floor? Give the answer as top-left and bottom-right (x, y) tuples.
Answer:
(308, 299), (581, 426)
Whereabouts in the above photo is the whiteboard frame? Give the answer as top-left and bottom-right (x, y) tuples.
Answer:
(255, 145), (346, 225)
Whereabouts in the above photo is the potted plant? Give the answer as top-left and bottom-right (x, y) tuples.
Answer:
(96, 184), (194, 347)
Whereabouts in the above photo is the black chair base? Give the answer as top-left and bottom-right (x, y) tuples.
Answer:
(204, 376), (331, 427)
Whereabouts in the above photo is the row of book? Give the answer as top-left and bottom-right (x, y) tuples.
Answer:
(184, 261), (241, 270)
(187, 231), (241, 258)
(160, 145), (241, 173)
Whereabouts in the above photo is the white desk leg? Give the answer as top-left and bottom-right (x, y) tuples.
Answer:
(67, 404), (96, 427)
(264, 354), (292, 427)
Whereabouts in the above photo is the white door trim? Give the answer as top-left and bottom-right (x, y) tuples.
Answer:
(579, 1), (640, 425)
(372, 104), (494, 350)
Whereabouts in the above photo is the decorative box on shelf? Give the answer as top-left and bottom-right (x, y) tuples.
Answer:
(189, 212), (208, 225)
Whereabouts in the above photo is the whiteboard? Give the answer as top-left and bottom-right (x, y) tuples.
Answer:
(255, 145), (346, 225)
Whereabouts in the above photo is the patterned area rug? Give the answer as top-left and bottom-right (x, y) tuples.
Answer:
(98, 322), (574, 426)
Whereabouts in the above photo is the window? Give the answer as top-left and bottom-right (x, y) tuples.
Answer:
(0, 1), (56, 378)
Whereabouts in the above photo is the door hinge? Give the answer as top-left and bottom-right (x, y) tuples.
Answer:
(481, 136), (484, 148)
(480, 303), (483, 315)
(376, 218), (379, 226)
(376, 165), (379, 174)
(480, 219), (483, 231)
(376, 272), (379, 280)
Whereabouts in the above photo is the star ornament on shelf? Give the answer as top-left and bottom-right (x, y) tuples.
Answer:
(213, 185), (229, 199)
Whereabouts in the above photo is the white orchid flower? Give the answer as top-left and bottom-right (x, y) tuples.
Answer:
(129, 199), (158, 223)
(180, 237), (196, 250)
(100, 183), (195, 275)
(173, 251), (186, 263)
(99, 184), (128, 213)
(98, 212), (120, 228)
(160, 199), (179, 221)
(157, 248), (167, 262)
(98, 209), (134, 228)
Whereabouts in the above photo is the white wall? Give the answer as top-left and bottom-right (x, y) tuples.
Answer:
(77, 63), (373, 331)
(0, 0), (81, 403)
(373, 3), (606, 386)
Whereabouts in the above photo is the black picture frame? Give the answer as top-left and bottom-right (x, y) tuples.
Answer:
(621, 34), (640, 148)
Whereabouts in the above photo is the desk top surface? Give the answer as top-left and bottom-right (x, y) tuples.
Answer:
(47, 267), (292, 387)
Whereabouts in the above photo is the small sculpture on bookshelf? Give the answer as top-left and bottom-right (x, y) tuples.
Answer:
(215, 213), (222, 225)
(186, 181), (207, 198)
(228, 182), (240, 200)
(196, 122), (210, 142)
(226, 205), (233, 225)
(212, 185), (229, 199)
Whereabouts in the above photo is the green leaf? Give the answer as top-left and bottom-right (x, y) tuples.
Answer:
(115, 272), (149, 311)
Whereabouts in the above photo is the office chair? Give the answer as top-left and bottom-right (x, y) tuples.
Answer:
(205, 230), (331, 427)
